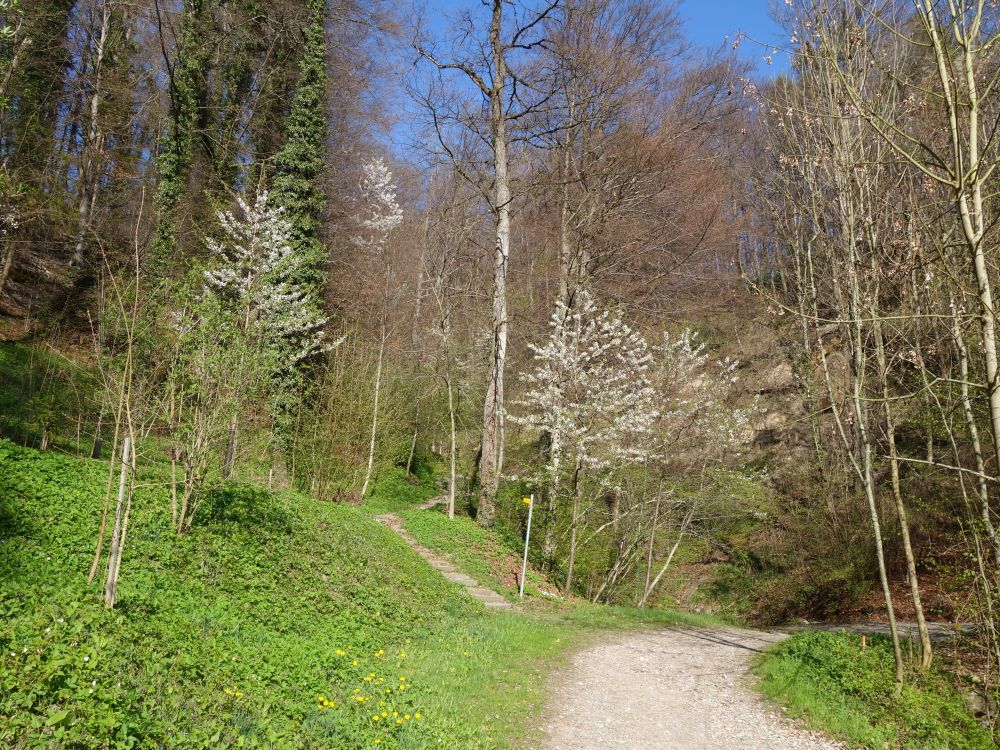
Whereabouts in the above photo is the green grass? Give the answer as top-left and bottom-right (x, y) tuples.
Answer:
(0, 440), (480, 749)
(0, 439), (722, 750)
(754, 631), (996, 750)
(398, 506), (556, 601)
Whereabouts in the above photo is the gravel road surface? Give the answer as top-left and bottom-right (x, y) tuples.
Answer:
(544, 627), (843, 750)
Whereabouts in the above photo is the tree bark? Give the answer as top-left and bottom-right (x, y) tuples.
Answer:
(103, 435), (131, 608)
(70, 0), (112, 269)
(477, 0), (511, 527)
(360, 336), (385, 500)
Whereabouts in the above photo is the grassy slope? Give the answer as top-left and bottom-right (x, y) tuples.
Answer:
(755, 631), (996, 750)
(0, 442), (718, 750)
(397, 505), (557, 601)
(0, 441), (486, 748)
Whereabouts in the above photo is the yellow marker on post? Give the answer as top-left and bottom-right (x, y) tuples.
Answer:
(519, 495), (534, 598)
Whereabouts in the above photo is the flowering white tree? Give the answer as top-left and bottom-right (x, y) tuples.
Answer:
(204, 189), (328, 362)
(354, 157), (404, 499)
(512, 289), (659, 591)
(632, 328), (754, 606)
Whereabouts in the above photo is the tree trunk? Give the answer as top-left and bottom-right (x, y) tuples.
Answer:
(447, 374), (457, 519)
(874, 314), (932, 667)
(360, 336), (385, 500)
(563, 457), (582, 595)
(638, 507), (693, 608)
(640, 484), (663, 606)
(951, 296), (1000, 565)
(70, 0), (111, 269)
(221, 413), (237, 481)
(103, 436), (131, 608)
(477, 0), (510, 527)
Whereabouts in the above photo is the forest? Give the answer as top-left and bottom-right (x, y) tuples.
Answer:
(2, 0), (1000, 748)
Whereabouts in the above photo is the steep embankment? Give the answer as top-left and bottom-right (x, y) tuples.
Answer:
(0, 441), (494, 748)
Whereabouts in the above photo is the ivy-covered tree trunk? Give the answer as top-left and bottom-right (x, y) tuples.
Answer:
(152, 0), (212, 265)
(267, 0), (329, 450)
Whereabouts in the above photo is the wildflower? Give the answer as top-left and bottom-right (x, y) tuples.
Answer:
(404, 714), (411, 721)
(335, 649), (346, 656)
(352, 660), (359, 666)
(415, 712), (422, 720)
(381, 711), (388, 718)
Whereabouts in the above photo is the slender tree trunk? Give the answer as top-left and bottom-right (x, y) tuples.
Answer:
(360, 336), (385, 500)
(563, 457), (583, 595)
(103, 435), (131, 607)
(447, 373), (457, 519)
(639, 507), (694, 608)
(845, 249), (904, 688)
(222, 413), (237, 481)
(640, 483), (663, 606)
(874, 315), (932, 667)
(0, 239), (14, 299)
(477, 0), (510, 527)
(951, 296), (1000, 565)
(70, 0), (112, 268)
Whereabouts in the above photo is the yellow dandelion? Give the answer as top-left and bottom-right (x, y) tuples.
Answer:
(415, 712), (422, 720)
(404, 714), (411, 721)
(372, 715), (380, 722)
(396, 719), (403, 725)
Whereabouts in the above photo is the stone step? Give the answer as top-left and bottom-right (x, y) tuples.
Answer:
(375, 506), (515, 610)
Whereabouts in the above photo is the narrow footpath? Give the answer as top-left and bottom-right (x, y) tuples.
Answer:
(374, 498), (512, 610)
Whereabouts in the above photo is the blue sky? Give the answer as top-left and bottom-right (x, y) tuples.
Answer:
(679, 0), (788, 74)
(420, 1), (788, 71)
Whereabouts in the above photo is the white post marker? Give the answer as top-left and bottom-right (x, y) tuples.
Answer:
(519, 494), (534, 599)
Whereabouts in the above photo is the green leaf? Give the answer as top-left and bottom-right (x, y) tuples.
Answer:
(45, 709), (69, 727)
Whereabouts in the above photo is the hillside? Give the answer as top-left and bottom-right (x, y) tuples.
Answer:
(0, 440), (717, 749)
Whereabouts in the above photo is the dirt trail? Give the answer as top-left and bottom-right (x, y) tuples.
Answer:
(544, 627), (842, 750)
(374, 497), (512, 610)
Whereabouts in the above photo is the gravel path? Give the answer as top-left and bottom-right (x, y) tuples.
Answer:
(544, 627), (843, 750)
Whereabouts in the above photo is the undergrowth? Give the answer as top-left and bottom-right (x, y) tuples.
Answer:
(755, 631), (996, 750)
(399, 506), (556, 601)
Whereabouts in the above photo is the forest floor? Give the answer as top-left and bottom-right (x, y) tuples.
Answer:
(542, 626), (842, 750)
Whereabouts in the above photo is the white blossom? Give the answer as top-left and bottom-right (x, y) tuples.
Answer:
(203, 189), (328, 363)
(352, 157), (403, 249)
